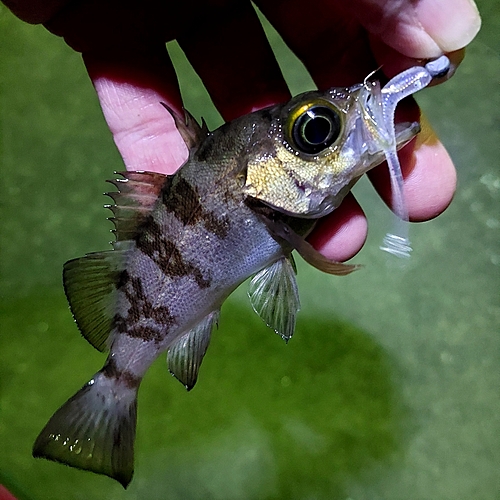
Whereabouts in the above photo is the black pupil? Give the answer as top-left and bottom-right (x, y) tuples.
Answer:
(292, 105), (341, 154)
(303, 114), (331, 145)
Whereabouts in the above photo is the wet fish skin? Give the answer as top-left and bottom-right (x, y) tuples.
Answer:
(33, 122), (289, 487)
(32, 63), (438, 487)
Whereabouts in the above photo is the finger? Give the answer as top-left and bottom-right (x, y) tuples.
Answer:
(257, 0), (480, 88)
(256, 0), (376, 88)
(369, 114), (457, 222)
(177, 1), (290, 121)
(84, 45), (188, 175)
(368, 37), (466, 82)
(351, 0), (481, 58)
(44, 0), (181, 53)
(307, 193), (368, 262)
(44, 1), (191, 174)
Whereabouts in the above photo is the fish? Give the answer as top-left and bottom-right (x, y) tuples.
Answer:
(32, 56), (450, 487)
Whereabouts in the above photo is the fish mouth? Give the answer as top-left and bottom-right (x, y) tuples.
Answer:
(394, 121), (420, 149)
(344, 116), (420, 182)
(350, 77), (422, 176)
(360, 119), (420, 173)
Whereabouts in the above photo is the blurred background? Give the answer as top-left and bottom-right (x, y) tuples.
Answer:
(0, 2), (498, 499)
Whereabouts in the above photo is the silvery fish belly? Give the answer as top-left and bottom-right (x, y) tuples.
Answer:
(32, 57), (450, 487)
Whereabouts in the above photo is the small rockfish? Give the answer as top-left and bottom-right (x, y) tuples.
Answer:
(33, 57), (450, 487)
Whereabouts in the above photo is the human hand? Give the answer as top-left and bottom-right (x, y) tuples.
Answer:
(4, 0), (481, 261)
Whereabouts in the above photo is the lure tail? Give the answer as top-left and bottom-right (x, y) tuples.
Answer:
(33, 368), (139, 488)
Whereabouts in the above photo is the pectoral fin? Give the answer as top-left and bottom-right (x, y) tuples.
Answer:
(167, 310), (219, 390)
(248, 256), (300, 342)
(263, 218), (360, 276)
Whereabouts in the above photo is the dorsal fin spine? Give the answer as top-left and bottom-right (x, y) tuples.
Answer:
(160, 102), (208, 149)
(105, 171), (167, 242)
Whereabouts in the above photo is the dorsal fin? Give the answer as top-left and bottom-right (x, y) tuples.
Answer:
(63, 244), (131, 351)
(160, 102), (209, 150)
(105, 171), (167, 242)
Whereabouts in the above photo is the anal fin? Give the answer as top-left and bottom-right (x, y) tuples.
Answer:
(167, 310), (219, 390)
(248, 256), (300, 342)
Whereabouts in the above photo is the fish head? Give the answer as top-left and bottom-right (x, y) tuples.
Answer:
(243, 83), (419, 218)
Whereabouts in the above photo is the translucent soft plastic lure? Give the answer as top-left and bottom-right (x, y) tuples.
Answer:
(361, 55), (451, 258)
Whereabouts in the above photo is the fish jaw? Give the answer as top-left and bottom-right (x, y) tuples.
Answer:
(330, 89), (421, 186)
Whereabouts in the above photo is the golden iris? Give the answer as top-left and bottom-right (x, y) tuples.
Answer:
(286, 99), (343, 155)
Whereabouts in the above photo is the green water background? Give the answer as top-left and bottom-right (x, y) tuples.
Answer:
(0, 3), (498, 499)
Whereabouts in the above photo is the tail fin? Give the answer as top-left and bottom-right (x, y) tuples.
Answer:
(33, 370), (138, 488)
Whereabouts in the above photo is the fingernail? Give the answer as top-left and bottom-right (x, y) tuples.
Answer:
(416, 0), (481, 53)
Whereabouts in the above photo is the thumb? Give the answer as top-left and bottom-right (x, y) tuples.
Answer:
(351, 0), (481, 58)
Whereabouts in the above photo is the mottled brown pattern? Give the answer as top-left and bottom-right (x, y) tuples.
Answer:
(116, 269), (130, 289)
(136, 216), (211, 289)
(113, 313), (128, 333)
(129, 278), (175, 323)
(162, 176), (230, 238)
(162, 176), (202, 225)
(203, 212), (231, 239)
(163, 240), (211, 288)
(102, 358), (140, 389)
(113, 269), (177, 342)
(126, 325), (164, 343)
(101, 357), (121, 379)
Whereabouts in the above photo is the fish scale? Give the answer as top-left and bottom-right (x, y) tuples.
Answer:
(32, 56), (450, 488)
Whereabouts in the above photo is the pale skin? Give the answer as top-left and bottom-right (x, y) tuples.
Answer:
(5, 0), (481, 261)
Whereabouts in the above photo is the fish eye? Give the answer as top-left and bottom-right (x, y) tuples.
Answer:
(288, 101), (343, 155)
